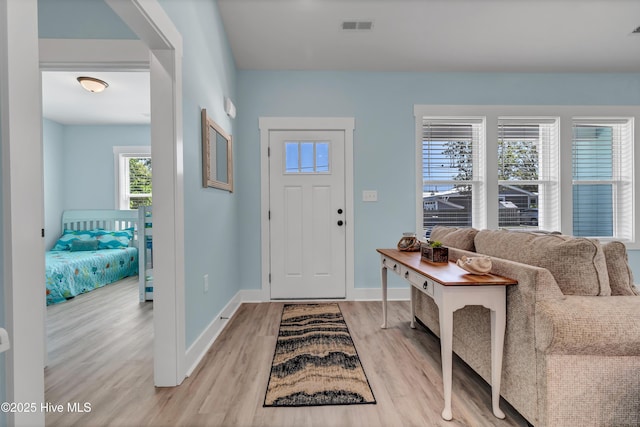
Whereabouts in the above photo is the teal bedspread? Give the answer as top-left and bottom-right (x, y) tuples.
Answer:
(46, 248), (138, 305)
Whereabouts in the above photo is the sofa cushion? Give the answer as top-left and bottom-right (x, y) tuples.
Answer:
(602, 241), (638, 296)
(430, 226), (478, 252)
(536, 296), (640, 355)
(474, 230), (611, 296)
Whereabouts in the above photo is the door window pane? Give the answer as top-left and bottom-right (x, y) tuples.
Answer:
(284, 141), (330, 174)
(300, 142), (314, 172)
(316, 142), (329, 172)
(285, 143), (299, 173)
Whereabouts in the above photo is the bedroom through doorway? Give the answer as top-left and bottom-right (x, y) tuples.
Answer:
(41, 68), (153, 397)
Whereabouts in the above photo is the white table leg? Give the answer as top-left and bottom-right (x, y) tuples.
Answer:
(490, 292), (507, 419)
(381, 265), (388, 329)
(409, 285), (416, 329)
(438, 298), (454, 421)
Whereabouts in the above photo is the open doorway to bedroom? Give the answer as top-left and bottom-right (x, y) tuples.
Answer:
(41, 69), (154, 402)
(34, 5), (186, 395)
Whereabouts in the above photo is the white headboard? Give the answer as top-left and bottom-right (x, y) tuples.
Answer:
(61, 210), (139, 233)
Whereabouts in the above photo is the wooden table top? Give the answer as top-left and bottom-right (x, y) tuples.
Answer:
(377, 248), (517, 286)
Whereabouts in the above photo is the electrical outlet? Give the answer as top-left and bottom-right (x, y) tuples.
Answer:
(203, 274), (209, 293)
(362, 190), (378, 202)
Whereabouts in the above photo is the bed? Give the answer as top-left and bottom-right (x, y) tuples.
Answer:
(46, 210), (139, 305)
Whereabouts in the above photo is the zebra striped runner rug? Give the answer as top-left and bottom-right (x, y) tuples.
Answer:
(264, 303), (376, 407)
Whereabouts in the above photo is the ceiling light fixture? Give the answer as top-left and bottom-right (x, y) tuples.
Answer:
(77, 76), (109, 93)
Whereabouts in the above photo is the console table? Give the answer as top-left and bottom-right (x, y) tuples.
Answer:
(377, 248), (517, 421)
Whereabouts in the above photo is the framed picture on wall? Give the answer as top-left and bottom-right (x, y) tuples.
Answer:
(201, 108), (233, 192)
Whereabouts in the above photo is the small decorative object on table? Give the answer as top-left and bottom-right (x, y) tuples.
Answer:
(421, 240), (449, 263)
(397, 232), (421, 252)
(456, 255), (492, 275)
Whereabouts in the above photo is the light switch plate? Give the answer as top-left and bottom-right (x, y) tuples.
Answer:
(363, 190), (378, 202)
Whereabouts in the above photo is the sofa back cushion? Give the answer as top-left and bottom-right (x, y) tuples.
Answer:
(474, 230), (611, 296)
(429, 226), (478, 252)
(602, 241), (639, 296)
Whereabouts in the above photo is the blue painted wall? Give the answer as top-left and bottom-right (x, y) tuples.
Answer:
(43, 119), (65, 249)
(42, 123), (150, 246)
(236, 71), (640, 290)
(37, 0), (137, 39)
(61, 124), (150, 210)
(158, 0), (238, 348)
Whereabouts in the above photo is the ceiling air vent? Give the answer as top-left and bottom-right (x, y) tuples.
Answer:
(341, 21), (373, 31)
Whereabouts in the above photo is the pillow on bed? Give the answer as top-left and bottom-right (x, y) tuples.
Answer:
(94, 227), (135, 238)
(94, 228), (134, 249)
(70, 239), (99, 252)
(51, 229), (95, 251)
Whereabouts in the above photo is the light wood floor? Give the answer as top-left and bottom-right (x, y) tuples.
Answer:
(45, 279), (529, 427)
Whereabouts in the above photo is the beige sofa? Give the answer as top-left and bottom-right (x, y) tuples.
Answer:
(413, 226), (640, 427)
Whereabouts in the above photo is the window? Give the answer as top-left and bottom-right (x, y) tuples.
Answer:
(416, 105), (638, 246)
(285, 141), (330, 173)
(497, 118), (559, 231)
(114, 146), (152, 210)
(421, 118), (485, 237)
(572, 118), (633, 240)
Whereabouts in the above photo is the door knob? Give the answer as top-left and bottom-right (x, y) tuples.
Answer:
(337, 220), (344, 226)
(337, 208), (343, 214)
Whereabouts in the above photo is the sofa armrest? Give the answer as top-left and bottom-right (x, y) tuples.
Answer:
(536, 296), (640, 356)
(449, 247), (565, 301)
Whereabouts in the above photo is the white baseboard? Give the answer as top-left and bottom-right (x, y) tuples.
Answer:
(184, 291), (243, 377)
(184, 286), (409, 376)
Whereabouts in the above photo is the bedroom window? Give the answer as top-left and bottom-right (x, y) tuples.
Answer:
(114, 146), (152, 210)
(420, 117), (485, 237)
(572, 118), (634, 241)
(497, 118), (559, 231)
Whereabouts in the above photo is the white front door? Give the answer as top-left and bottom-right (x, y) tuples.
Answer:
(269, 130), (346, 299)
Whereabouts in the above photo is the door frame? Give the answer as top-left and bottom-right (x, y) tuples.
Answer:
(1, 4), (185, 424)
(106, 0), (186, 386)
(1, 1), (44, 425)
(39, 32), (185, 388)
(259, 117), (355, 300)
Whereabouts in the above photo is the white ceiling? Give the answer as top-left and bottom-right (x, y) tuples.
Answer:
(42, 0), (640, 125)
(42, 70), (150, 125)
(218, 0), (640, 73)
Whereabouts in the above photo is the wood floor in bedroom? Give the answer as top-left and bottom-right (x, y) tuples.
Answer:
(45, 279), (529, 427)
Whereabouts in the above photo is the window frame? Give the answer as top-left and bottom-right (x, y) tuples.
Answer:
(420, 117), (486, 235)
(113, 145), (152, 210)
(497, 117), (560, 231)
(414, 105), (639, 248)
(572, 118), (634, 241)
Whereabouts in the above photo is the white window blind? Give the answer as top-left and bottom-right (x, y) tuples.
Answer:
(421, 118), (485, 237)
(497, 118), (559, 231)
(572, 118), (633, 240)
